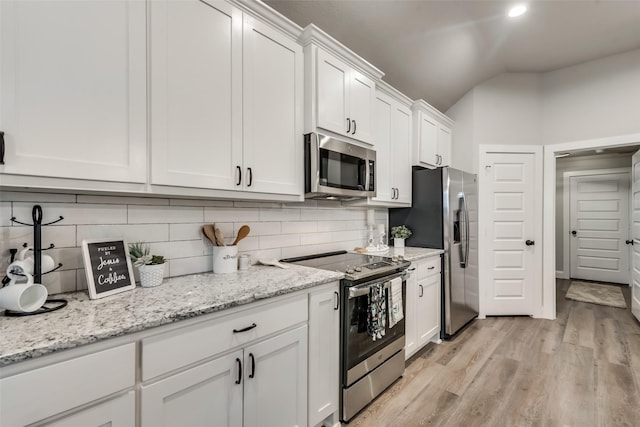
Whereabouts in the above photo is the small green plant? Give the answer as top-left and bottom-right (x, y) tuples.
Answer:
(390, 225), (412, 239)
(128, 242), (165, 267)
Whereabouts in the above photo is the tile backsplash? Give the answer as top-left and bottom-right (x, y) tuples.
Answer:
(0, 191), (387, 294)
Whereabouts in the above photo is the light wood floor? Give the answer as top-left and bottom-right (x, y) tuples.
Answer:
(347, 279), (640, 426)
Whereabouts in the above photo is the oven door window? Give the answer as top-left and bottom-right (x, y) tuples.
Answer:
(319, 148), (366, 190)
(344, 283), (405, 372)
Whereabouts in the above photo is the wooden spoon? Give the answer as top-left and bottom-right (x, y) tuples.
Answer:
(202, 224), (218, 245)
(214, 226), (226, 246)
(232, 225), (251, 246)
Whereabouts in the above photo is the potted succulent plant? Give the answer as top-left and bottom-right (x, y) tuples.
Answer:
(390, 225), (412, 248)
(128, 242), (165, 288)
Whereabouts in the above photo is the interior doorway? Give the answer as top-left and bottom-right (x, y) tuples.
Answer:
(542, 133), (640, 320)
(558, 167), (632, 284)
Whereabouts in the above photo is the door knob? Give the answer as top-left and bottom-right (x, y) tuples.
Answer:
(626, 239), (634, 245)
(571, 230), (577, 236)
(525, 240), (535, 246)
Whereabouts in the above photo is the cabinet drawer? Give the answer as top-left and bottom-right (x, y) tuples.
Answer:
(0, 343), (135, 427)
(417, 256), (441, 280)
(142, 295), (307, 381)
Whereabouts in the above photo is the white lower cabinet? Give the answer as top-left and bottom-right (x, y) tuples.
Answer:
(141, 351), (244, 427)
(42, 391), (135, 427)
(141, 325), (307, 427)
(405, 256), (442, 360)
(0, 343), (136, 427)
(308, 284), (340, 427)
(140, 294), (308, 427)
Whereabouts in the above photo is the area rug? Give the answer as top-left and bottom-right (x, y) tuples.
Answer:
(565, 281), (627, 308)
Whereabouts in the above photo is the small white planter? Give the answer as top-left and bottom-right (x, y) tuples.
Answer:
(394, 238), (405, 248)
(138, 264), (165, 288)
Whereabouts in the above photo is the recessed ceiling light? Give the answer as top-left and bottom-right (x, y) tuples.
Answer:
(508, 5), (527, 18)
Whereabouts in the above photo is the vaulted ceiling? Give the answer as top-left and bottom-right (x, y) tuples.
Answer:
(265, 0), (640, 112)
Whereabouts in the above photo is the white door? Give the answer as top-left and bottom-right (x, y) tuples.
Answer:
(348, 70), (376, 144)
(243, 15), (302, 195)
(391, 102), (412, 204)
(481, 151), (542, 316)
(308, 286), (340, 426)
(373, 94), (392, 202)
(140, 351), (243, 427)
(243, 325), (307, 427)
(437, 124), (452, 167)
(316, 49), (349, 137)
(0, 0), (146, 183)
(417, 112), (438, 167)
(149, 0), (242, 190)
(570, 173), (630, 284)
(631, 151), (640, 321)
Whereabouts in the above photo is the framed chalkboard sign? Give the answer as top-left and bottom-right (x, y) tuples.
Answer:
(81, 238), (136, 300)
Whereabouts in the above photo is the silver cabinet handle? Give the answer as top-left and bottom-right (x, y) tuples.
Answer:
(346, 118), (351, 133)
(419, 284), (424, 297)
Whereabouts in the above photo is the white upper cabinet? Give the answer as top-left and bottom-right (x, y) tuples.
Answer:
(301, 25), (383, 146)
(150, 0), (302, 198)
(0, 0), (146, 183)
(149, 0), (242, 191)
(412, 100), (453, 169)
(316, 49), (375, 144)
(348, 82), (412, 207)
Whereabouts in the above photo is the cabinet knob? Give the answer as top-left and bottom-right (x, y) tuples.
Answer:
(571, 230), (577, 236)
(626, 239), (634, 245)
(525, 240), (535, 246)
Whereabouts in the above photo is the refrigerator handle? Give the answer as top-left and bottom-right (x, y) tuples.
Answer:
(460, 194), (469, 268)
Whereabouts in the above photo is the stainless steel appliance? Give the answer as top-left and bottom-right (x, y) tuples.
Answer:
(281, 251), (410, 422)
(304, 132), (376, 200)
(390, 166), (479, 339)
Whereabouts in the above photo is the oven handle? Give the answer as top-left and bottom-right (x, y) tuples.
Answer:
(347, 271), (407, 299)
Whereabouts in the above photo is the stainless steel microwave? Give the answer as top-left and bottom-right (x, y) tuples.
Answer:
(304, 132), (376, 200)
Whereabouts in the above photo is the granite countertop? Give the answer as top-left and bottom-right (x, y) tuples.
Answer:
(0, 264), (343, 366)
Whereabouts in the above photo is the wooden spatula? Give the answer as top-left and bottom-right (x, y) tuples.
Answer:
(232, 225), (251, 246)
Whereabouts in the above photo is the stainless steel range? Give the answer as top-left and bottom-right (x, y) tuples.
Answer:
(281, 251), (410, 422)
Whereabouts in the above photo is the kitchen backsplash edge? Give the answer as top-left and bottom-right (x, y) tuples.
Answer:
(0, 191), (388, 294)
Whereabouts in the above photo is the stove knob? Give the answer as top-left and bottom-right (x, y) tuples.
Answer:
(354, 266), (362, 272)
(345, 265), (355, 274)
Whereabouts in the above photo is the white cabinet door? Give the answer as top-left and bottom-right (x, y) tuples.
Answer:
(373, 94), (393, 202)
(140, 351), (243, 427)
(391, 103), (412, 204)
(308, 285), (340, 426)
(404, 267), (418, 360)
(315, 49), (375, 145)
(416, 274), (441, 347)
(438, 124), (452, 167)
(43, 391), (135, 427)
(316, 49), (350, 138)
(0, 0), (146, 183)
(149, 0), (242, 190)
(244, 325), (308, 427)
(417, 112), (438, 168)
(348, 70), (376, 144)
(242, 15), (302, 196)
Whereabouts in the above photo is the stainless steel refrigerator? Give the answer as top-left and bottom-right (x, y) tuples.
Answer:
(390, 166), (479, 339)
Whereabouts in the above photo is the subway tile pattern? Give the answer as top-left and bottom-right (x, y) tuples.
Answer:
(0, 192), (388, 294)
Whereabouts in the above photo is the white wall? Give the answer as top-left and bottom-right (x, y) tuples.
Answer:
(542, 49), (640, 145)
(446, 48), (640, 164)
(0, 192), (387, 295)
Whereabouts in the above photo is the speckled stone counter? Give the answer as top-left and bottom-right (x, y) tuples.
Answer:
(0, 264), (343, 366)
(359, 246), (443, 261)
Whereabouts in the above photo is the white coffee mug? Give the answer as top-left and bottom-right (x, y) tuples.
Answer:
(16, 247), (55, 273)
(6, 259), (34, 280)
(0, 274), (48, 313)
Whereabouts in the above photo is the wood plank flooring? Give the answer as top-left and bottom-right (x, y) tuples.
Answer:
(347, 279), (640, 426)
